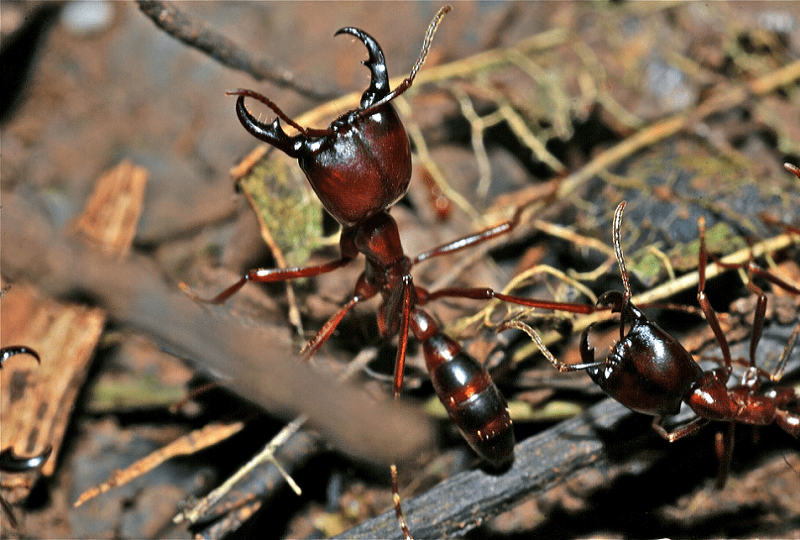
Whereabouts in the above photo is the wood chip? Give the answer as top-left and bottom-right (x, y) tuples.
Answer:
(70, 159), (148, 257)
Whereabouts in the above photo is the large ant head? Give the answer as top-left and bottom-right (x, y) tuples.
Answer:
(295, 27), (412, 228)
(230, 7), (450, 227)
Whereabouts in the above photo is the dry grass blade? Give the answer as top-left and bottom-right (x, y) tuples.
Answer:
(73, 421), (245, 508)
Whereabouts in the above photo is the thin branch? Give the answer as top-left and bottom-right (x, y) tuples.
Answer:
(333, 399), (649, 539)
(193, 430), (323, 538)
(1, 193), (433, 466)
(135, 0), (339, 101)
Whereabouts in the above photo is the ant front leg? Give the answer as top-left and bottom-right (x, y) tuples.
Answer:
(423, 286), (597, 315)
(185, 227), (360, 304)
(411, 202), (597, 342)
(683, 209), (800, 487)
(412, 202), (533, 265)
(696, 216), (735, 380)
(207, 257), (356, 304)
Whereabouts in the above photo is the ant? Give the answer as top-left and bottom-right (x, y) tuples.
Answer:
(191, 6), (596, 537)
(0, 346), (52, 528)
(516, 200), (800, 488)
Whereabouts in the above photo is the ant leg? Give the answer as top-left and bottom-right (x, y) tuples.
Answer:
(185, 257), (355, 304)
(1, 496), (18, 529)
(438, 204), (626, 373)
(298, 295), (364, 362)
(714, 257), (800, 297)
(743, 281), (769, 372)
(765, 322), (800, 437)
(775, 410), (800, 437)
(392, 276), (413, 397)
(698, 215), (800, 382)
(651, 415), (711, 442)
(412, 204), (529, 265)
(423, 286), (596, 314)
(697, 217), (734, 380)
(715, 423), (735, 489)
(769, 322), (800, 383)
(391, 463), (413, 540)
(704, 239), (800, 374)
(298, 269), (383, 362)
(388, 282), (414, 540)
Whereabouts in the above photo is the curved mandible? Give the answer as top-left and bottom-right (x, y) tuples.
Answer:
(0, 446), (52, 473)
(335, 27), (391, 109)
(0, 346), (40, 368)
(229, 91), (306, 157)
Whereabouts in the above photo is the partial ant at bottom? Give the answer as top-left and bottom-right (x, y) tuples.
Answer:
(0, 346), (52, 528)
(511, 192), (800, 488)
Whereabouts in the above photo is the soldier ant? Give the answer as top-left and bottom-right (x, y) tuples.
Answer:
(515, 200), (800, 488)
(0, 346), (52, 528)
(191, 6), (597, 537)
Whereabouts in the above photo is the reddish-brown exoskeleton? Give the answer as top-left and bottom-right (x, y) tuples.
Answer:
(0, 346), (52, 528)
(527, 200), (800, 488)
(198, 7), (595, 536)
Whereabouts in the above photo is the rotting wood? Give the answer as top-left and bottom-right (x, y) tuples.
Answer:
(332, 398), (645, 539)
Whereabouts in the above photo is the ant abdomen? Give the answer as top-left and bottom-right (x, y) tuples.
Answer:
(422, 333), (515, 466)
(231, 26), (413, 228)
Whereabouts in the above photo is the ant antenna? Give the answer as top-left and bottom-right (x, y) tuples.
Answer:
(357, 5), (452, 117)
(612, 201), (631, 300)
(408, 5), (451, 84)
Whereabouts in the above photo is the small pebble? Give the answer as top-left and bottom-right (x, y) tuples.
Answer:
(757, 11), (794, 35)
(61, 0), (114, 36)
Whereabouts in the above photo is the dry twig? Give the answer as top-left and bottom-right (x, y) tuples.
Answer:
(136, 0), (338, 100)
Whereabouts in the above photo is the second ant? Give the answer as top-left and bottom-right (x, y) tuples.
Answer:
(512, 195), (800, 489)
